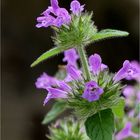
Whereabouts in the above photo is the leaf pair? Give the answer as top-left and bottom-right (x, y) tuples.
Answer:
(31, 29), (129, 67)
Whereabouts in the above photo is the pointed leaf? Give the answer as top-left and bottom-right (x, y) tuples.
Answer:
(112, 98), (125, 118)
(85, 109), (114, 140)
(31, 47), (66, 67)
(42, 101), (66, 125)
(91, 29), (129, 42)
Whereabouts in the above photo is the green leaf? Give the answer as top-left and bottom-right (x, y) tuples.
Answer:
(85, 109), (114, 140)
(31, 47), (66, 67)
(42, 101), (66, 125)
(112, 98), (125, 118)
(31, 29), (129, 67)
(91, 29), (129, 42)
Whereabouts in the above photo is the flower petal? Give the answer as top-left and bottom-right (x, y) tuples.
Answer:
(82, 81), (103, 102)
(113, 60), (130, 82)
(89, 54), (102, 75)
(66, 65), (82, 80)
(44, 87), (68, 105)
(63, 48), (79, 67)
(57, 81), (72, 92)
(70, 0), (84, 15)
(35, 73), (58, 89)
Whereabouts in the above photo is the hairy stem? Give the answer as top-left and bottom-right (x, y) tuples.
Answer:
(77, 46), (91, 81)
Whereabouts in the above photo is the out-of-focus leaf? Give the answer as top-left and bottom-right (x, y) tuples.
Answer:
(42, 101), (66, 125)
(112, 98), (125, 118)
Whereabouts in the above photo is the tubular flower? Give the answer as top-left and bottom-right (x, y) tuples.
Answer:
(35, 72), (58, 89)
(57, 81), (72, 92)
(70, 0), (85, 15)
(44, 87), (68, 105)
(116, 122), (139, 140)
(63, 48), (79, 67)
(82, 81), (103, 102)
(113, 60), (140, 82)
(89, 54), (107, 75)
(66, 64), (82, 80)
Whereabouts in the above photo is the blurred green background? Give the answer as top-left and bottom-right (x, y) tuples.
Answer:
(2, 0), (139, 140)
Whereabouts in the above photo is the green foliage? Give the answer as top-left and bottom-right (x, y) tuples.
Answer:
(112, 98), (125, 118)
(42, 101), (66, 125)
(85, 109), (115, 140)
(31, 13), (129, 67)
(90, 29), (129, 43)
(53, 13), (97, 48)
(31, 47), (65, 67)
(67, 71), (122, 120)
(48, 118), (89, 140)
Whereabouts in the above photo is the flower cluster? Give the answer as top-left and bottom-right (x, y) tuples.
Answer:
(36, 0), (84, 28)
(36, 49), (107, 105)
(36, 48), (140, 105)
(33, 0), (139, 140)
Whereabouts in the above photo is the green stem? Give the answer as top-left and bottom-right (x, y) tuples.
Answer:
(77, 46), (91, 81)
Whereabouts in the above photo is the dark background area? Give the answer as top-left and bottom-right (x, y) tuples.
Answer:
(2, 0), (139, 140)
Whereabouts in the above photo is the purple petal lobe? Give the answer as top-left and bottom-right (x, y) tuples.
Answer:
(51, 0), (59, 10)
(82, 81), (103, 102)
(66, 65), (82, 80)
(56, 8), (71, 24)
(57, 81), (72, 92)
(44, 87), (68, 105)
(63, 48), (79, 67)
(89, 54), (102, 75)
(35, 73), (58, 89)
(70, 0), (84, 15)
(101, 64), (108, 71)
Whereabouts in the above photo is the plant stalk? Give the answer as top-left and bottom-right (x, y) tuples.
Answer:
(77, 46), (91, 81)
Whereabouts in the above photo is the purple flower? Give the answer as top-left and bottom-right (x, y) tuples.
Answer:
(116, 122), (139, 140)
(70, 0), (84, 15)
(131, 61), (140, 82)
(89, 54), (107, 75)
(57, 81), (72, 92)
(66, 65), (82, 80)
(122, 86), (136, 106)
(35, 73), (58, 89)
(44, 87), (68, 105)
(63, 48), (79, 67)
(123, 86), (135, 98)
(36, 0), (71, 28)
(123, 86), (140, 106)
(128, 110), (135, 118)
(82, 81), (103, 102)
(113, 60), (140, 82)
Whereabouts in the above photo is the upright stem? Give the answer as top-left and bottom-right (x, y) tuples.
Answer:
(77, 46), (91, 81)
